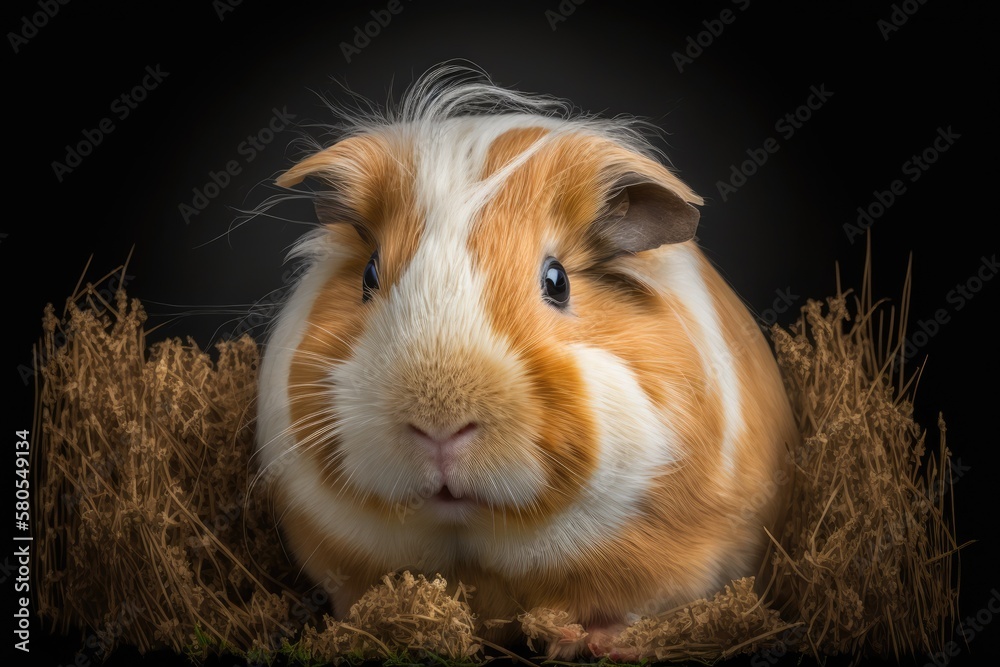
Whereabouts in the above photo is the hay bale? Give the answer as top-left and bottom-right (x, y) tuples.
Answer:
(763, 268), (959, 660)
(33, 282), (305, 658)
(32, 258), (959, 665)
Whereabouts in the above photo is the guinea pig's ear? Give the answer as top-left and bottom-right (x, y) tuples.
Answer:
(275, 136), (370, 188)
(274, 137), (380, 241)
(592, 166), (702, 256)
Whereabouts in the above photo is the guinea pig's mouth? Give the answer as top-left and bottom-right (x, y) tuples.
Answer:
(434, 485), (467, 503)
(423, 484), (485, 523)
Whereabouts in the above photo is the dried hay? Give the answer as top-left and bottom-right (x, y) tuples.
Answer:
(32, 250), (960, 665)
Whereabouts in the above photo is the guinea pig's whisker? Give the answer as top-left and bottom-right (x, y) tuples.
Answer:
(282, 361), (342, 376)
(197, 189), (317, 251)
(282, 350), (341, 365)
(289, 344), (349, 363)
(383, 465), (413, 510)
(292, 537), (329, 584)
(324, 449), (370, 500)
(481, 456), (520, 517)
(532, 447), (589, 489)
(282, 388), (338, 404)
(301, 325), (357, 351)
(252, 411), (340, 477)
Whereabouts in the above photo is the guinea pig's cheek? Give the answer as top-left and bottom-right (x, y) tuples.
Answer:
(502, 345), (598, 517)
(284, 353), (348, 472)
(324, 353), (425, 499)
(571, 344), (682, 478)
(464, 344), (677, 566)
(563, 344), (680, 508)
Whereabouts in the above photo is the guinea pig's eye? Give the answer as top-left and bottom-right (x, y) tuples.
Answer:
(362, 250), (380, 302)
(541, 257), (570, 308)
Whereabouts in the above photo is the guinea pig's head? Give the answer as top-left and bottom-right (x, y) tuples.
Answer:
(257, 78), (707, 533)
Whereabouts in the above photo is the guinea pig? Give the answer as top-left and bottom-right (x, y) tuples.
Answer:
(255, 67), (799, 659)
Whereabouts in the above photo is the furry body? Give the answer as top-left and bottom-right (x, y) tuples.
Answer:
(256, 70), (798, 656)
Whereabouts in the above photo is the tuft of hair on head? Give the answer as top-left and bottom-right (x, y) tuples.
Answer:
(279, 61), (680, 186)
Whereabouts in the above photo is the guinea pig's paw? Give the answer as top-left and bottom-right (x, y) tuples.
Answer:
(545, 623), (587, 660)
(542, 624), (589, 660)
(522, 607), (589, 659)
(584, 623), (637, 661)
(543, 622), (632, 661)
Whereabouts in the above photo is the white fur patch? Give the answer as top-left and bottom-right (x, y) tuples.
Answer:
(643, 243), (743, 472)
(466, 344), (678, 574)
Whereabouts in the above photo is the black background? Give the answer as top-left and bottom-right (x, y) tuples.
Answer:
(7, 1), (998, 666)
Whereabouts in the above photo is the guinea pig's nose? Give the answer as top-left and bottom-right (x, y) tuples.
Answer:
(408, 422), (479, 459)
